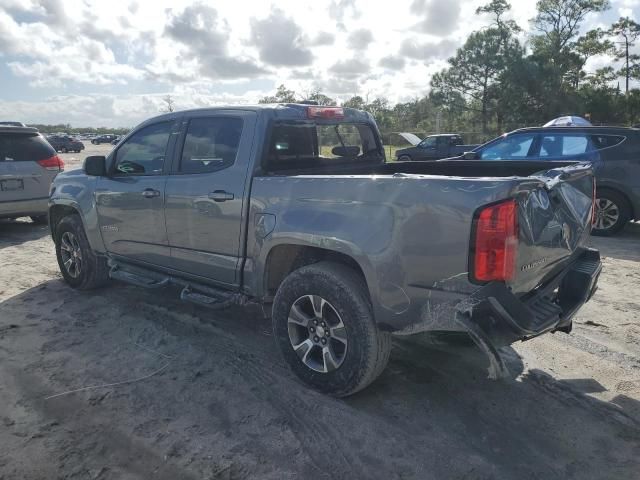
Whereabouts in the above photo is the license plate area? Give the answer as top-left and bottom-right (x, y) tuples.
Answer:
(0, 179), (24, 191)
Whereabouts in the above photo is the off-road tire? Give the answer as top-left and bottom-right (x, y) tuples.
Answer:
(273, 261), (391, 397)
(54, 215), (109, 290)
(592, 189), (631, 237)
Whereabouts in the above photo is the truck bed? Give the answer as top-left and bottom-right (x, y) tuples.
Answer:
(249, 160), (594, 335)
(266, 158), (577, 178)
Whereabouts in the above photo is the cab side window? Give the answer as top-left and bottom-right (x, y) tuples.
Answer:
(179, 117), (243, 174)
(114, 122), (172, 176)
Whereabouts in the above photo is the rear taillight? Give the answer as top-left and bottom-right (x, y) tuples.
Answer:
(472, 199), (518, 283)
(37, 155), (64, 171)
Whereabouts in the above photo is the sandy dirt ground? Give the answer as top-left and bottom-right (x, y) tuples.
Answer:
(1, 146), (639, 479)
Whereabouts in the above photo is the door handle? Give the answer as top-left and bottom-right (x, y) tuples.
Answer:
(208, 190), (234, 202)
(141, 188), (160, 198)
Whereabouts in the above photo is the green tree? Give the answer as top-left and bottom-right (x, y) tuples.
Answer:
(258, 84), (297, 103)
(608, 17), (640, 95)
(531, 0), (610, 92)
(305, 88), (336, 106)
(431, 27), (522, 133)
(342, 96), (365, 109)
(567, 29), (614, 88)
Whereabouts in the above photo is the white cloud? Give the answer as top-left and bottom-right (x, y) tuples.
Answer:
(0, 0), (634, 125)
(249, 8), (314, 66)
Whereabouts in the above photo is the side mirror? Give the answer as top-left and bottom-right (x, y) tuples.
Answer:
(84, 155), (107, 176)
(463, 151), (479, 160)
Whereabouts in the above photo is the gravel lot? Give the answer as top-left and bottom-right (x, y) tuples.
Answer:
(1, 147), (639, 479)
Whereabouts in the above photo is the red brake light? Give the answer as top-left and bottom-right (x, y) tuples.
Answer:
(472, 199), (518, 282)
(37, 155), (65, 172)
(307, 106), (344, 119)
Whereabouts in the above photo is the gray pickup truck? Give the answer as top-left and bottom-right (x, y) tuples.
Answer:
(49, 104), (601, 396)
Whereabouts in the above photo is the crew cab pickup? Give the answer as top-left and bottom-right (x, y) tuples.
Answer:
(49, 104), (601, 396)
(395, 134), (479, 161)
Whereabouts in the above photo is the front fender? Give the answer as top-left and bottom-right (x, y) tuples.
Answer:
(49, 173), (105, 253)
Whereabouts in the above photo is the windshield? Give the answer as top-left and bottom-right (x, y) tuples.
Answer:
(419, 137), (437, 148)
(266, 121), (382, 171)
(479, 133), (536, 160)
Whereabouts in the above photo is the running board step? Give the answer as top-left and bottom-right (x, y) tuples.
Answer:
(180, 287), (236, 310)
(107, 260), (249, 311)
(109, 266), (169, 289)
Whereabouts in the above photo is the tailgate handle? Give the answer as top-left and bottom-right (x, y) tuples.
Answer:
(208, 190), (234, 202)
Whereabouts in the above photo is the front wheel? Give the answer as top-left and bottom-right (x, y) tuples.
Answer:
(272, 261), (391, 397)
(54, 215), (109, 290)
(397, 155), (412, 162)
(592, 190), (630, 236)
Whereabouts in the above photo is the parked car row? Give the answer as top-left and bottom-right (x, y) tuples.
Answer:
(46, 135), (85, 153)
(92, 134), (119, 145)
(0, 125), (64, 223)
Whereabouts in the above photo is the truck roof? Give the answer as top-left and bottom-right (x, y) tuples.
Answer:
(136, 103), (375, 129)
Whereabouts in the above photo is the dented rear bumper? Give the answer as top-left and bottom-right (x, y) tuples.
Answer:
(456, 248), (601, 378)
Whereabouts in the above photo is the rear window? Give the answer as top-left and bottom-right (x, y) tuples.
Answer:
(266, 122), (381, 171)
(590, 135), (625, 150)
(0, 133), (55, 162)
(180, 117), (243, 174)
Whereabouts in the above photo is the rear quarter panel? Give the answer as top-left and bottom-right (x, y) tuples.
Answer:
(245, 174), (525, 332)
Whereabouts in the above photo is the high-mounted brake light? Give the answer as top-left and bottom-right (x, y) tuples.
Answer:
(37, 155), (65, 172)
(307, 106), (344, 119)
(472, 199), (518, 282)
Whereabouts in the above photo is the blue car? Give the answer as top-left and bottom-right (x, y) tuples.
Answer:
(454, 126), (640, 236)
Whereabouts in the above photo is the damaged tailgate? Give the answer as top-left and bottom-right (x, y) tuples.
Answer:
(458, 162), (601, 378)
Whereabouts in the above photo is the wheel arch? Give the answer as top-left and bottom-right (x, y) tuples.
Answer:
(49, 199), (106, 253)
(263, 244), (371, 302)
(49, 204), (82, 240)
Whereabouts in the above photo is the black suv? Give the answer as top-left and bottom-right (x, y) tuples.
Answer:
(47, 135), (85, 153)
(91, 134), (118, 145)
(461, 126), (640, 236)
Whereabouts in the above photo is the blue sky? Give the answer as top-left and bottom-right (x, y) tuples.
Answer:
(0, 0), (638, 127)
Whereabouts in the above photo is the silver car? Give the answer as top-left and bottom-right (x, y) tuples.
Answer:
(0, 126), (64, 223)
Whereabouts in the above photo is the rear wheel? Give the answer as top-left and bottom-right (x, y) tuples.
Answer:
(398, 155), (412, 162)
(54, 215), (109, 290)
(272, 261), (391, 397)
(592, 190), (630, 236)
